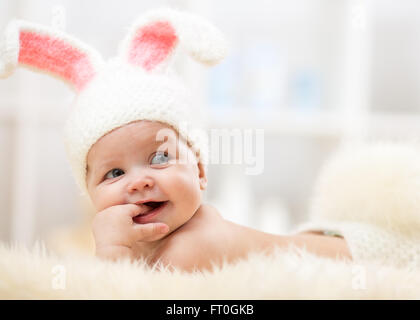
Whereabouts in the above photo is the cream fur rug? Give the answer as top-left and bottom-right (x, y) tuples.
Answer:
(1, 242), (419, 299)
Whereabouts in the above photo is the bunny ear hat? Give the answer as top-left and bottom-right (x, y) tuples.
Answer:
(0, 8), (228, 196)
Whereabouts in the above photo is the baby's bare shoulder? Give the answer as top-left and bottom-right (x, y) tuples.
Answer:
(155, 205), (229, 271)
(162, 216), (226, 258)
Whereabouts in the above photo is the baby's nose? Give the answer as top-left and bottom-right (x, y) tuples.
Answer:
(127, 173), (155, 193)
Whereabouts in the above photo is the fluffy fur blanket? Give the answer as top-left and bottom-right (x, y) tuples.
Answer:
(1, 242), (419, 299)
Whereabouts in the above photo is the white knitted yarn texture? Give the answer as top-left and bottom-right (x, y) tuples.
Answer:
(294, 221), (420, 269)
(294, 142), (420, 269)
(63, 58), (209, 195)
(62, 8), (228, 195)
(0, 7), (228, 196)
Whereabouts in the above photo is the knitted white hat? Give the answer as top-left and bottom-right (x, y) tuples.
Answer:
(0, 8), (228, 196)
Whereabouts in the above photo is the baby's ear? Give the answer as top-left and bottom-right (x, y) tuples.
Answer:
(199, 177), (207, 190)
(197, 161), (207, 190)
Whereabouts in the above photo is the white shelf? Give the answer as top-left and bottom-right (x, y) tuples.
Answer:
(207, 109), (347, 137)
(4, 99), (420, 138)
(207, 109), (420, 139)
(367, 113), (420, 137)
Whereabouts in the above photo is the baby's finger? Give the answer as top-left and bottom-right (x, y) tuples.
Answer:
(124, 203), (145, 218)
(132, 223), (170, 242)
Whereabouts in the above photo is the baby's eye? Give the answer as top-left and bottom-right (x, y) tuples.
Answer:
(150, 151), (170, 165)
(104, 168), (124, 180)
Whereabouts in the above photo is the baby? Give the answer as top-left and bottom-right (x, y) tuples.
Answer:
(0, 8), (351, 273)
(86, 119), (352, 272)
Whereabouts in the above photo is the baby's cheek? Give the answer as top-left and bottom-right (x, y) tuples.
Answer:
(168, 169), (201, 204)
(91, 184), (122, 212)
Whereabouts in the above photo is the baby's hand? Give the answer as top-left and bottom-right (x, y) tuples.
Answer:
(91, 204), (170, 261)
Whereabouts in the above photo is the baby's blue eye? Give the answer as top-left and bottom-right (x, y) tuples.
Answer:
(105, 168), (124, 180)
(151, 152), (170, 165)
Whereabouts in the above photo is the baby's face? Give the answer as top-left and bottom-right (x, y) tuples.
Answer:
(86, 120), (207, 234)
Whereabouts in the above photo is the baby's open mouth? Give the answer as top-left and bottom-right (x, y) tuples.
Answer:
(133, 201), (169, 224)
(137, 201), (168, 215)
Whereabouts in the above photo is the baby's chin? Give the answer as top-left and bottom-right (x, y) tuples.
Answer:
(160, 214), (197, 238)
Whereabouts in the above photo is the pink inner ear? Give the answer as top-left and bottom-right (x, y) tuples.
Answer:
(128, 21), (178, 71)
(19, 31), (95, 91)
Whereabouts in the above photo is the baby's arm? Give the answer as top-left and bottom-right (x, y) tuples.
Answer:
(147, 204), (353, 273)
(154, 229), (352, 273)
(152, 239), (215, 273)
(225, 222), (352, 262)
(281, 231), (352, 260)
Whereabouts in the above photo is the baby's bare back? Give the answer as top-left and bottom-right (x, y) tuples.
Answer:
(150, 204), (352, 272)
(149, 204), (230, 272)
(151, 204), (275, 272)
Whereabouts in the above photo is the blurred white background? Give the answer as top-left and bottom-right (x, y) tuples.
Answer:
(1, 0), (420, 254)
